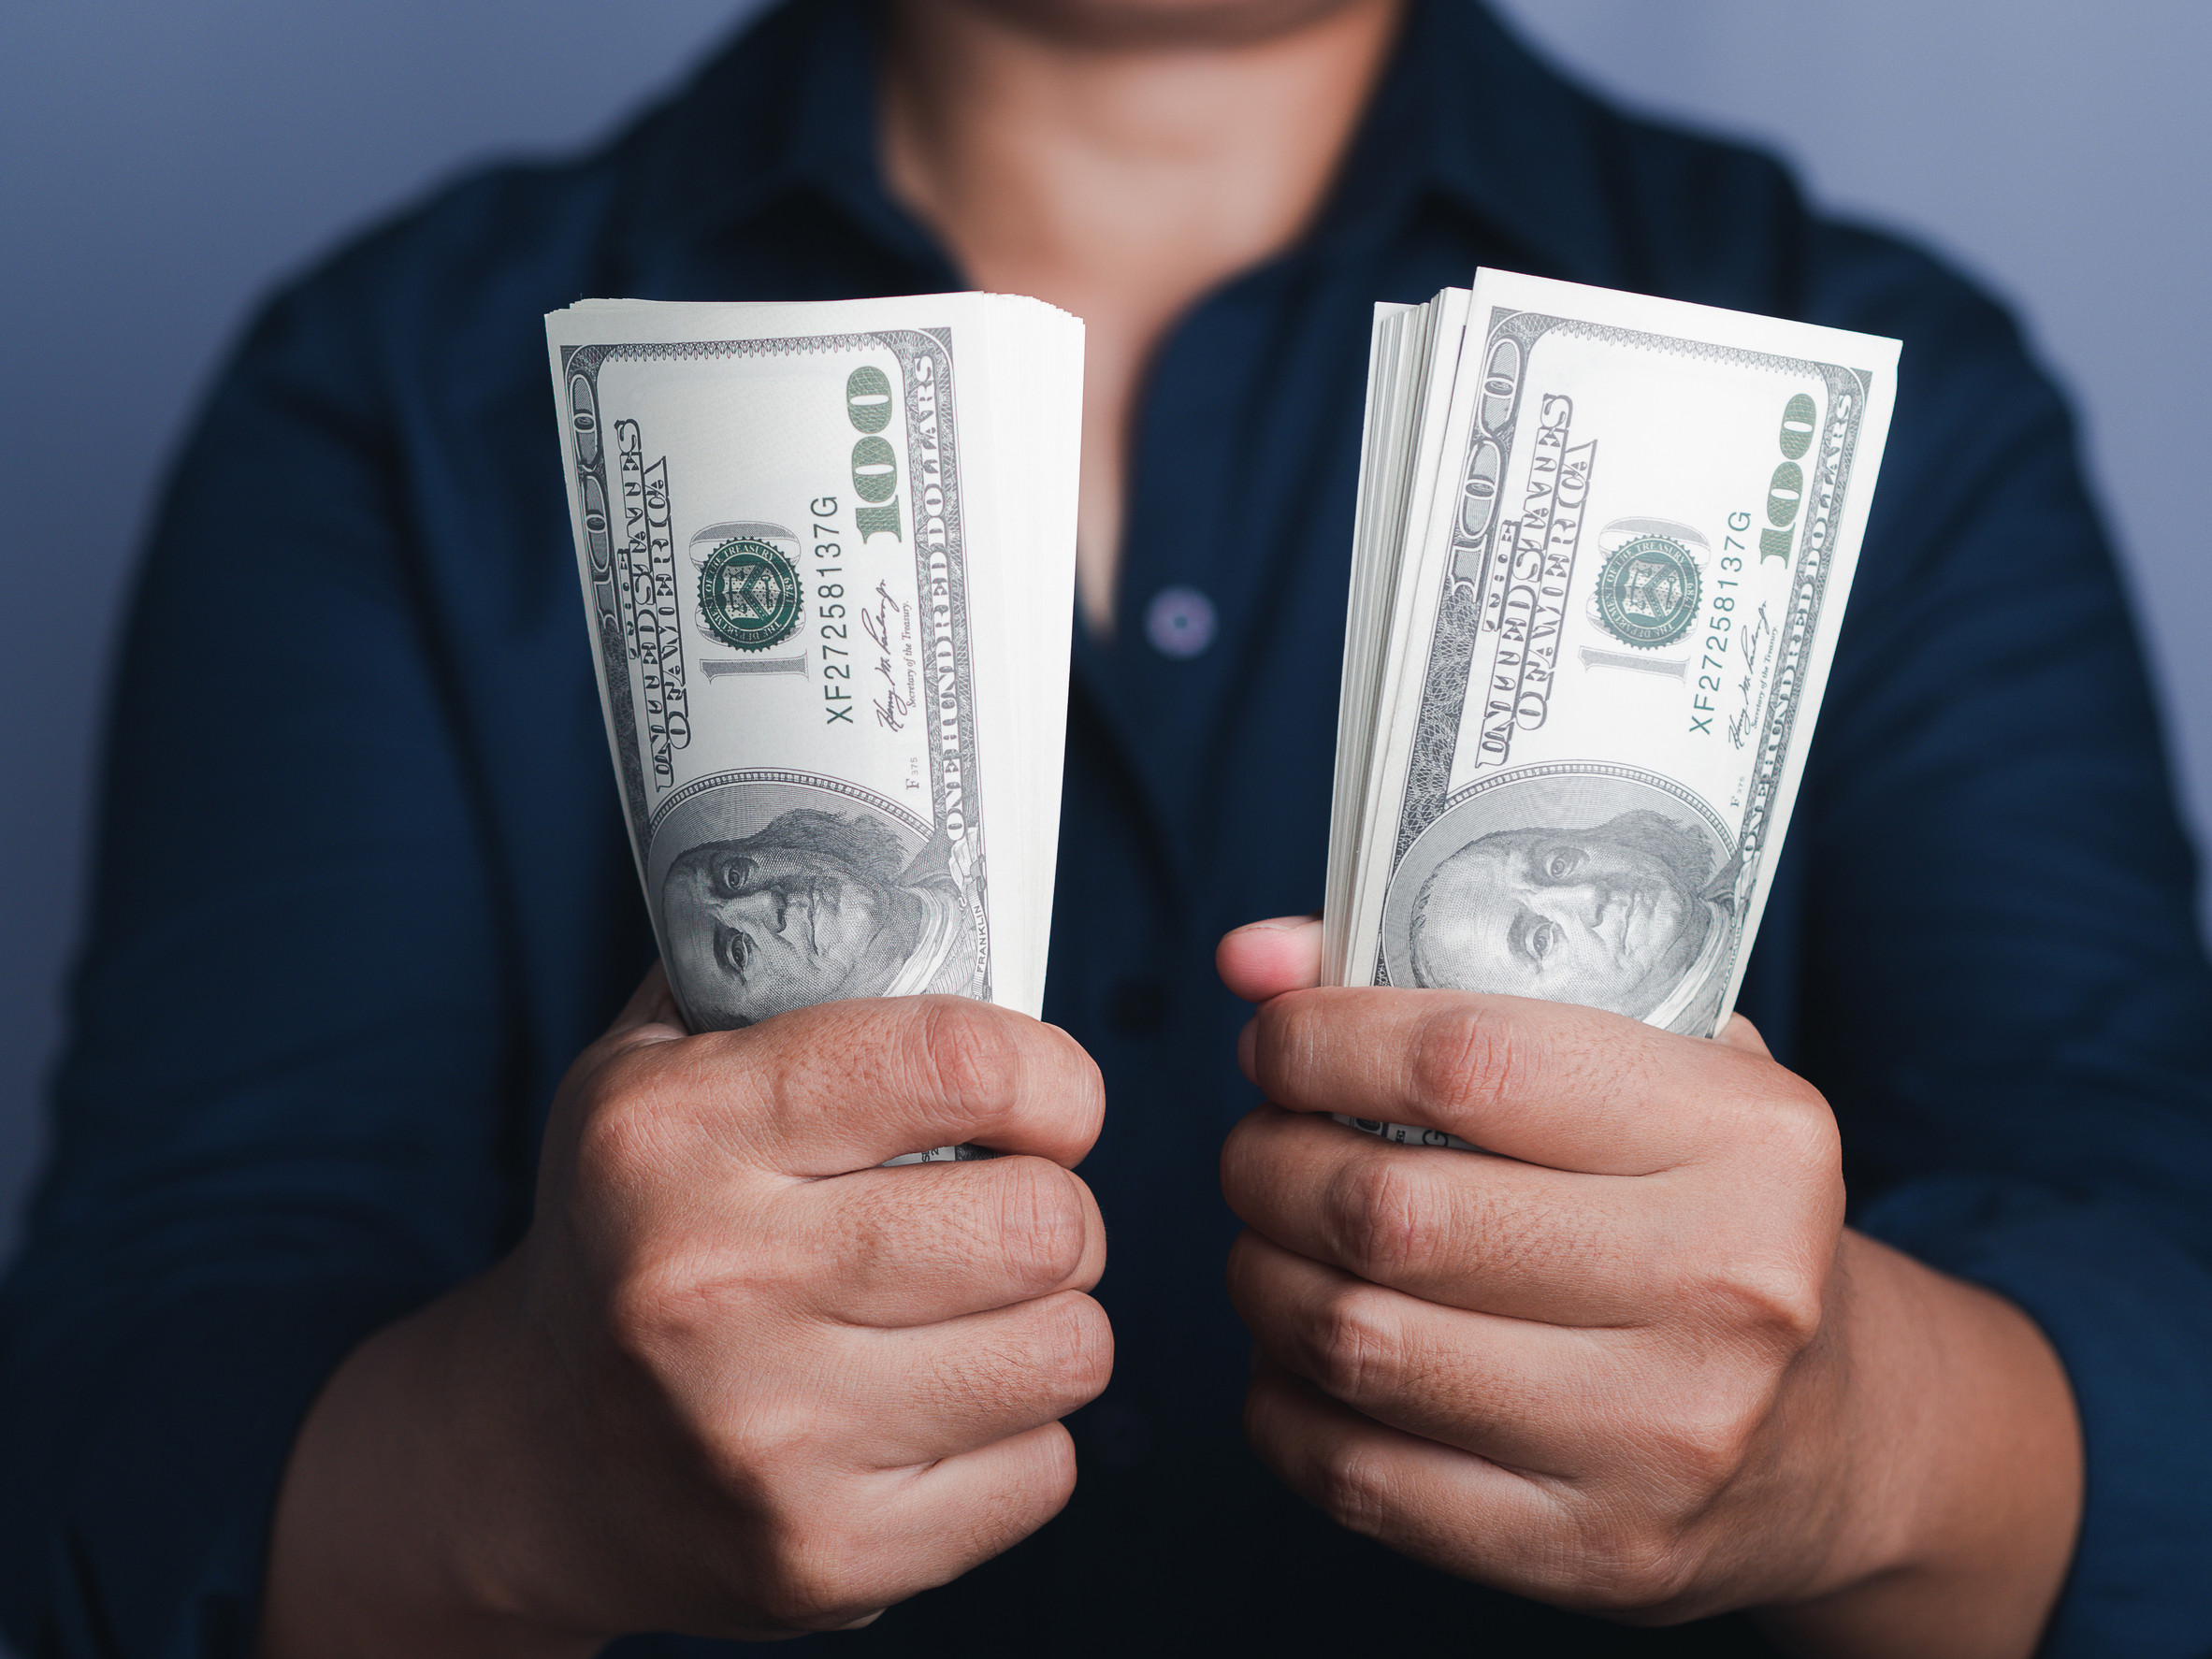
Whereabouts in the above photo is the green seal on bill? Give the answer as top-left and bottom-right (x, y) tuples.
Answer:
(1595, 535), (1702, 648)
(698, 537), (803, 651)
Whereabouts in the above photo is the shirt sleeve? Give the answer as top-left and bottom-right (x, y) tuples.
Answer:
(1776, 222), (2212, 1656)
(0, 267), (526, 1656)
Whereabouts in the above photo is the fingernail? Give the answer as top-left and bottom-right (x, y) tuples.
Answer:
(1237, 1017), (1258, 1082)
(1239, 914), (1320, 933)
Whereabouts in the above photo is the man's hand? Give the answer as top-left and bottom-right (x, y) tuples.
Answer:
(260, 968), (1110, 1657)
(1217, 917), (2081, 1659)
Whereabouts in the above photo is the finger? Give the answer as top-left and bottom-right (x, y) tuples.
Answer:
(705, 1422), (1079, 1637)
(829, 1290), (1114, 1467)
(1243, 1357), (1576, 1597)
(1716, 1012), (1771, 1058)
(1221, 1106), (1658, 1322)
(1230, 1234), (1710, 1480)
(1249, 988), (1794, 1174)
(789, 1155), (1107, 1326)
(1217, 916), (1323, 1003)
(672, 996), (1106, 1176)
(832, 1422), (1080, 1615)
(604, 963), (690, 1048)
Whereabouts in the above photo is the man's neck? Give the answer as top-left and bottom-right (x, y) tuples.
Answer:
(880, 0), (1406, 635)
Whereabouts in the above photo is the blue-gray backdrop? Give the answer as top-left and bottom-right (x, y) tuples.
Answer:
(4, 0), (2206, 1286)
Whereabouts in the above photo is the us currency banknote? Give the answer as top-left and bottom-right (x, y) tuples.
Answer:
(546, 296), (1081, 1159)
(1327, 271), (1900, 1145)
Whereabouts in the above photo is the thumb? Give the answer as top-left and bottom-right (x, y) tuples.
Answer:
(604, 961), (690, 1047)
(1217, 916), (1323, 1003)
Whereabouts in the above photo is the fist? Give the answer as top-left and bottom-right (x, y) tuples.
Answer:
(519, 971), (1112, 1638)
(1218, 918), (1857, 1622)
(261, 968), (1114, 1655)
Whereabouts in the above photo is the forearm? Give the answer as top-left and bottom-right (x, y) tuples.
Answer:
(258, 1262), (599, 1659)
(258, 986), (1114, 1657)
(1754, 1232), (2082, 1659)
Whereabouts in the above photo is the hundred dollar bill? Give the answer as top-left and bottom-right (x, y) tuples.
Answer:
(1327, 271), (1899, 1142)
(546, 296), (1081, 1157)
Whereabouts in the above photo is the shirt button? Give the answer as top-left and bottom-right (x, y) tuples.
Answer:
(1143, 584), (1216, 658)
(1108, 977), (1167, 1036)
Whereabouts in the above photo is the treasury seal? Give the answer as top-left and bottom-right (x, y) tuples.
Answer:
(1595, 534), (1702, 648)
(697, 537), (803, 651)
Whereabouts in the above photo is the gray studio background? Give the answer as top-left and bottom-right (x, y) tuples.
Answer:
(4, 0), (2208, 1281)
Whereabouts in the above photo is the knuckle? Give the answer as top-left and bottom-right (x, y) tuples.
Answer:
(1028, 1291), (1115, 1405)
(1219, 1110), (1283, 1219)
(753, 1519), (871, 1629)
(1695, 1253), (1827, 1353)
(989, 1159), (1092, 1291)
(938, 1292), (1111, 1419)
(1313, 1437), (1392, 1538)
(1719, 1057), (1840, 1176)
(601, 1248), (782, 1385)
(1260, 993), (1326, 1091)
(707, 1396), (827, 1493)
(570, 1065), (676, 1194)
(1032, 1420), (1081, 1508)
(906, 998), (1025, 1123)
(602, 1248), (709, 1366)
(1040, 1025), (1107, 1145)
(1763, 1084), (1842, 1175)
(1301, 1282), (1401, 1403)
(1411, 1003), (1523, 1122)
(946, 1428), (1079, 1574)
(1323, 1157), (1424, 1282)
(1054, 1293), (1116, 1399)
(1654, 1392), (1764, 1494)
(1572, 1525), (1698, 1618)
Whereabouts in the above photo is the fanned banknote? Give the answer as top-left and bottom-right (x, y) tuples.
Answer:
(546, 296), (1082, 1159)
(1326, 270), (1899, 1147)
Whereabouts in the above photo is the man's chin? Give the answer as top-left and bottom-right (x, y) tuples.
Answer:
(1613, 980), (1674, 1023)
(960, 0), (1372, 49)
(829, 943), (906, 1002)
(1615, 909), (1714, 1020)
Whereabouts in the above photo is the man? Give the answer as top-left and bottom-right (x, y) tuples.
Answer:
(660, 807), (980, 1027)
(4, 0), (2209, 1655)
(1406, 809), (1729, 1025)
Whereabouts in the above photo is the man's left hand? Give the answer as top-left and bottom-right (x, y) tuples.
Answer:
(1217, 916), (2082, 1658)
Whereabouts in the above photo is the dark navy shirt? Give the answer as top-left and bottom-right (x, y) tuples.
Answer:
(7, 2), (2212, 1654)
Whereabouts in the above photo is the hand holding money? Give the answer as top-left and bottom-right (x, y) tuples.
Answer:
(1217, 918), (2083, 1654)
(258, 296), (1101, 1657)
(1215, 274), (2073, 1652)
(263, 971), (1111, 1655)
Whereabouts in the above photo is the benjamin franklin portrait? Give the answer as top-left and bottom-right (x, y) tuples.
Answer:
(1383, 769), (1739, 1034)
(656, 798), (981, 1030)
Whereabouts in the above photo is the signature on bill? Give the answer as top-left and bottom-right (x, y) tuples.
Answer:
(862, 580), (916, 731)
(1727, 602), (1776, 750)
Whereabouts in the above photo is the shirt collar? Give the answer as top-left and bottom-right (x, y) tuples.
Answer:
(622, 0), (933, 273)
(621, 0), (1628, 287)
(1386, 0), (1627, 282)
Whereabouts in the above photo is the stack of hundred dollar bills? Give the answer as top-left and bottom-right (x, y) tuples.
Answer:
(1326, 271), (1899, 1145)
(546, 296), (1082, 1161)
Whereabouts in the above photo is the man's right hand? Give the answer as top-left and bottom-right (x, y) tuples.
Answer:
(258, 967), (1110, 1657)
